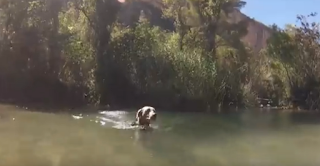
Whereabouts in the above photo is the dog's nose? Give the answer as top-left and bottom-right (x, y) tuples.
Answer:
(151, 113), (157, 121)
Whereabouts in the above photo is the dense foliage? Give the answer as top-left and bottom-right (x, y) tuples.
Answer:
(0, 0), (319, 111)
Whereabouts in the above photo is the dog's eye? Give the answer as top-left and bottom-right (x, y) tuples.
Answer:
(145, 109), (151, 115)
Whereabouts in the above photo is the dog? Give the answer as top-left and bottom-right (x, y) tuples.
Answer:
(131, 106), (157, 129)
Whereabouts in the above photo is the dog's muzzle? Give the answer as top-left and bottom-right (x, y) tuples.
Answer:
(149, 113), (157, 121)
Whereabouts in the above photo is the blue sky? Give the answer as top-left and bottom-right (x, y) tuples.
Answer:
(240, 0), (320, 28)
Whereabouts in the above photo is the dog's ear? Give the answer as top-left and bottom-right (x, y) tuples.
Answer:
(136, 109), (143, 118)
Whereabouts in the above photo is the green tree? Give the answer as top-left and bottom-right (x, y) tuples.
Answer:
(266, 13), (320, 109)
(70, 0), (122, 104)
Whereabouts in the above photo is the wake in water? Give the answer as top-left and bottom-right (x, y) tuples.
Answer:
(97, 110), (136, 129)
(71, 110), (158, 130)
(98, 110), (159, 130)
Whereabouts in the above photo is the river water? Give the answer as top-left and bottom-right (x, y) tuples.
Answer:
(0, 104), (320, 166)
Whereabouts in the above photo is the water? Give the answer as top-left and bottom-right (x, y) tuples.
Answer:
(1, 104), (320, 166)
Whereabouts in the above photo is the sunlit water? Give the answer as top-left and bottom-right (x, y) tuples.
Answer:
(1, 104), (320, 166)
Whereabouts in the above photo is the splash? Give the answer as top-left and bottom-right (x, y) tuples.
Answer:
(98, 110), (137, 129)
(97, 110), (159, 130)
(71, 115), (83, 120)
(97, 116), (137, 129)
(72, 110), (158, 130)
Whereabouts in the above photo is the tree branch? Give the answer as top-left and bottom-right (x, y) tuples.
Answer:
(74, 5), (96, 32)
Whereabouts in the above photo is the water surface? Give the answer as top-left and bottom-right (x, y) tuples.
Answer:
(0, 105), (320, 166)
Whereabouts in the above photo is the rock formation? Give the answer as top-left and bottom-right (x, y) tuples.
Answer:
(118, 0), (272, 54)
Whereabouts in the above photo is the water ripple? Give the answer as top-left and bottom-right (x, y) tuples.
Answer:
(72, 110), (158, 130)
(97, 110), (158, 130)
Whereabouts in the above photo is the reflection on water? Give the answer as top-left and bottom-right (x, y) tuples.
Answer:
(0, 104), (320, 166)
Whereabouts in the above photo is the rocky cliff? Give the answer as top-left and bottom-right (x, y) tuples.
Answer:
(118, 0), (272, 54)
(227, 9), (272, 54)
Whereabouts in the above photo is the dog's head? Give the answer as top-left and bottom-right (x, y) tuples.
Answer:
(138, 106), (157, 122)
(148, 108), (157, 121)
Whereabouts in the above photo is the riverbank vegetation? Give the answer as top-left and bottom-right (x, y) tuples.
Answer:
(0, 0), (319, 111)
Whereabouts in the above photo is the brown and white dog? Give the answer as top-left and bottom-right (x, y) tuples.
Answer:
(131, 106), (157, 129)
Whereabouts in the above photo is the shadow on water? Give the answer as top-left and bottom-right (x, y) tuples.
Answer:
(2, 104), (320, 165)
(289, 112), (320, 125)
(93, 108), (320, 165)
(131, 128), (200, 166)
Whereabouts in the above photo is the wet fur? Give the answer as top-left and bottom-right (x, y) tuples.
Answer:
(131, 106), (157, 130)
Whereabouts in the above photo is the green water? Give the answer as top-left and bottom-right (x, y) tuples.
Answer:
(0, 104), (320, 166)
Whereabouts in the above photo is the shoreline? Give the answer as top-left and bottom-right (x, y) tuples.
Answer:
(0, 99), (318, 114)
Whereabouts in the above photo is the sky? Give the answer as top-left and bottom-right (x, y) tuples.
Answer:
(240, 0), (320, 28)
